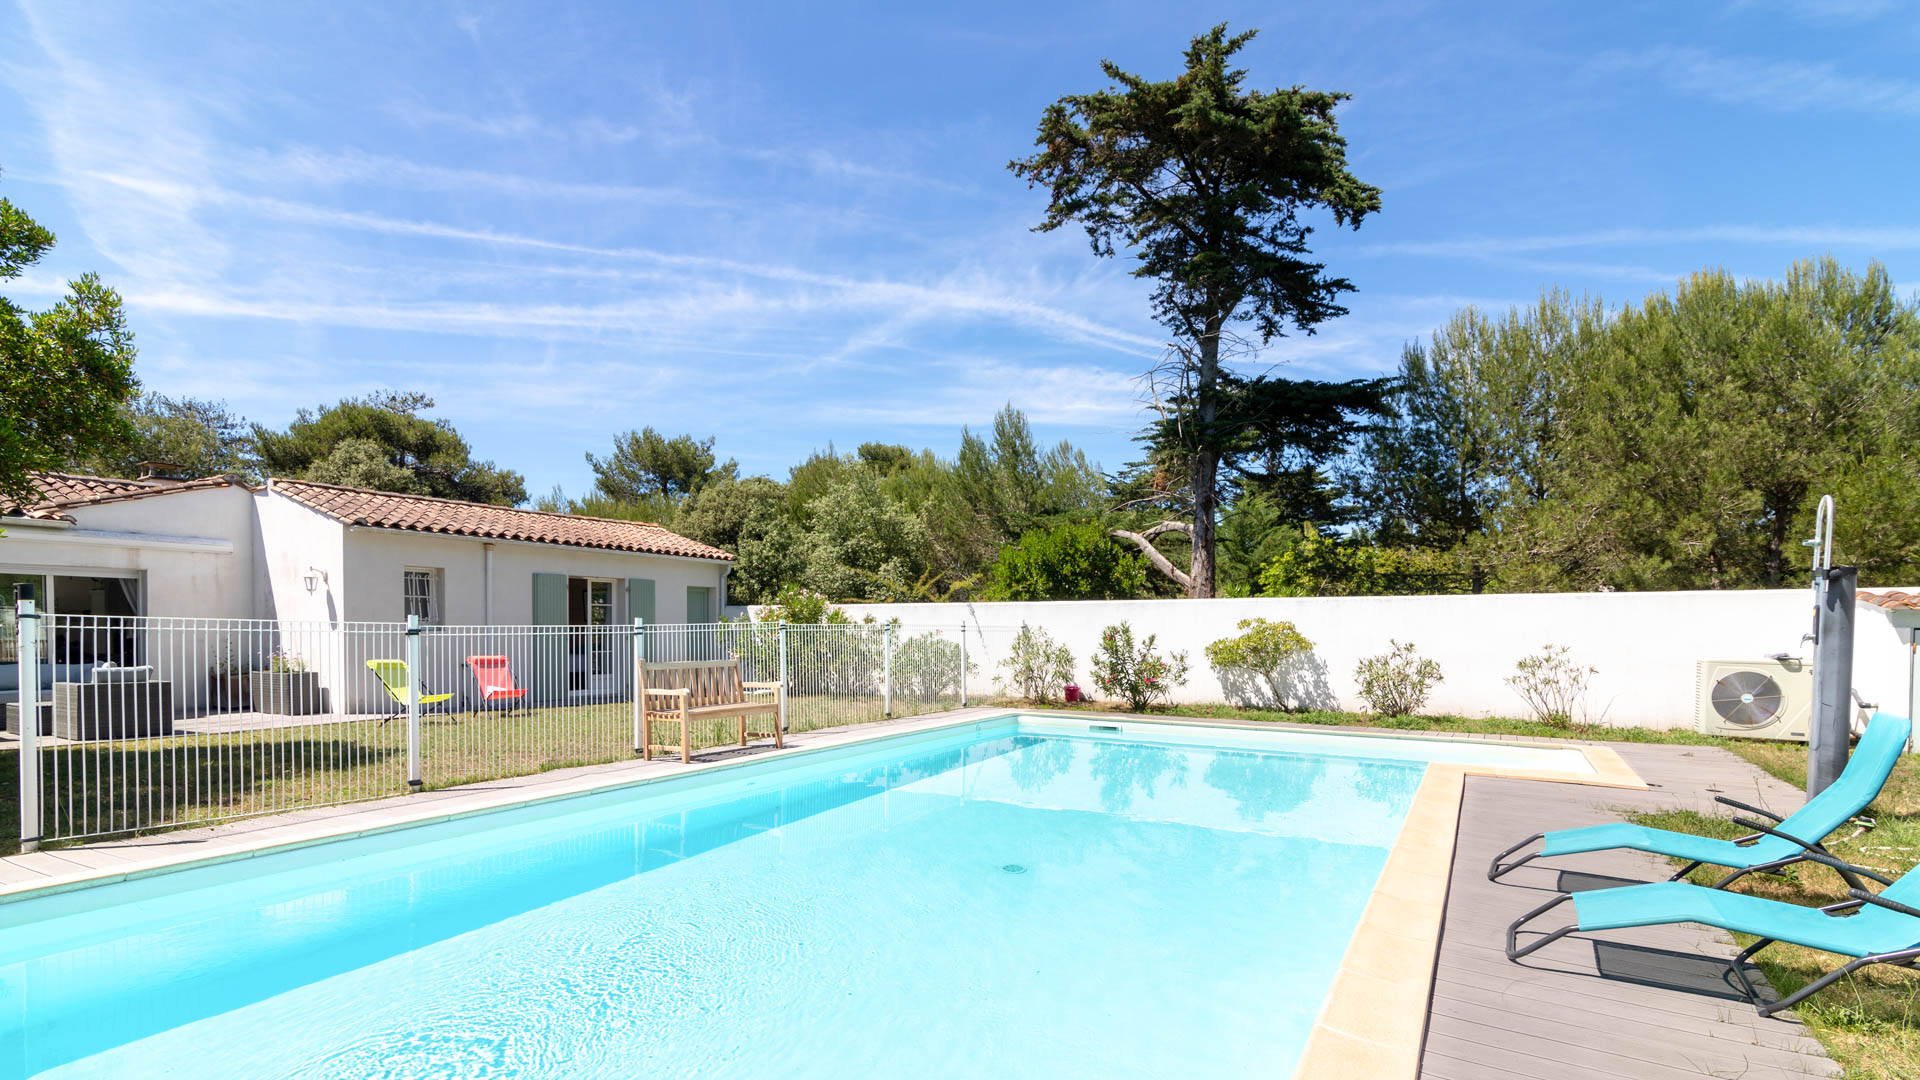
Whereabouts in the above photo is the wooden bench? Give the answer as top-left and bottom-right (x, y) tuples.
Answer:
(637, 656), (782, 762)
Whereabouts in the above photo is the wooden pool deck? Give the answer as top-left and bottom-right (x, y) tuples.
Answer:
(0, 711), (1849, 1077)
(1427, 741), (1841, 1079)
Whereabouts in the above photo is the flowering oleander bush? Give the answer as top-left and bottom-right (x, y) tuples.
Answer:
(1089, 621), (1189, 712)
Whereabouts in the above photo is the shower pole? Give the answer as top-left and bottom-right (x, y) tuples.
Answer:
(1805, 496), (1855, 796)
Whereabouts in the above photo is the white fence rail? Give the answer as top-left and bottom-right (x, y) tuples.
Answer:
(9, 610), (977, 848)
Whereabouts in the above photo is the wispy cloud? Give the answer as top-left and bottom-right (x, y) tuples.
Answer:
(382, 98), (646, 144)
(1593, 46), (1920, 116)
(814, 355), (1145, 433)
(239, 147), (725, 208)
(739, 145), (974, 194)
(61, 168), (1157, 354)
(8, 4), (230, 286)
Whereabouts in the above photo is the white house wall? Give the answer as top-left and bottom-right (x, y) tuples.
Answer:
(829, 591), (1918, 730)
(1, 486), (255, 620)
(251, 490), (347, 624)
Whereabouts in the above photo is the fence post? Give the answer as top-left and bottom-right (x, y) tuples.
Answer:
(883, 623), (893, 718)
(631, 617), (645, 755)
(777, 621), (789, 733)
(15, 585), (42, 852)
(405, 614), (423, 790)
(959, 622), (968, 708)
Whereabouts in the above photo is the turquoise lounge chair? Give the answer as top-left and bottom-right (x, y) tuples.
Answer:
(1507, 849), (1920, 1017)
(1490, 712), (1911, 891)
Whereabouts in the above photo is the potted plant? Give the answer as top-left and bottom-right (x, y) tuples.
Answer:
(251, 648), (323, 715)
(208, 643), (251, 711)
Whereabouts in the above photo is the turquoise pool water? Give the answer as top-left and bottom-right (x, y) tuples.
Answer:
(0, 717), (1533, 1079)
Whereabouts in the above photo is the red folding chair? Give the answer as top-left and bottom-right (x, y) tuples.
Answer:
(466, 655), (528, 712)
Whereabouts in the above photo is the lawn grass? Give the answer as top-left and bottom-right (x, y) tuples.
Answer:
(0, 692), (943, 855)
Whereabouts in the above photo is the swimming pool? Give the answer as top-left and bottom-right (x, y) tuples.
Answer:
(0, 716), (1595, 1079)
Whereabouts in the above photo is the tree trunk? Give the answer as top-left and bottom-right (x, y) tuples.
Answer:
(1763, 495), (1795, 588)
(1187, 316), (1223, 598)
(1111, 522), (1195, 591)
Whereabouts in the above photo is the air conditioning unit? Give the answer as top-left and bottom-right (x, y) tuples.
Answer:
(1695, 658), (1812, 741)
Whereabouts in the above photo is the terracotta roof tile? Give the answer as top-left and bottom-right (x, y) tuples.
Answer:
(270, 479), (733, 561)
(3, 471), (241, 520)
(1858, 590), (1920, 612)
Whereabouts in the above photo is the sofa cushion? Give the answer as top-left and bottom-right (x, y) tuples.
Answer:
(45, 664), (97, 688)
(90, 664), (155, 684)
(0, 663), (102, 690)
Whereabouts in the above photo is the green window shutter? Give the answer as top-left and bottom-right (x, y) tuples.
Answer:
(529, 573), (569, 706)
(532, 573), (568, 626)
(627, 578), (656, 624)
(686, 585), (712, 624)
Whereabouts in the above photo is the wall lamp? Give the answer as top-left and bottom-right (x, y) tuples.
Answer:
(303, 567), (329, 594)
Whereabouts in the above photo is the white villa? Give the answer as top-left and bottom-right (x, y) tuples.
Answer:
(1, 471), (737, 725)
(1, 470), (733, 632)
(1, 470), (734, 717)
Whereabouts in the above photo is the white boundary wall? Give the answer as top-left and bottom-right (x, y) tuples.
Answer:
(830, 591), (1918, 730)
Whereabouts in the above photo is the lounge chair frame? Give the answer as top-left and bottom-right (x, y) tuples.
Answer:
(366, 658), (453, 724)
(1488, 793), (1872, 892)
(1488, 712), (1908, 889)
(1506, 852), (1920, 1018)
(464, 654), (529, 715)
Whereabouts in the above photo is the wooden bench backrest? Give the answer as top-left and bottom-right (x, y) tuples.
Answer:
(638, 657), (747, 710)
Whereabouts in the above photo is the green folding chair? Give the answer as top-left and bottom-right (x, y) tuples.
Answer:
(1490, 712), (1911, 891)
(366, 658), (453, 721)
(1508, 847), (1920, 1017)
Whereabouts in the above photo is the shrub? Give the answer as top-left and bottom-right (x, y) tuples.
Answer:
(1089, 621), (1190, 711)
(1506, 644), (1597, 729)
(981, 520), (1149, 601)
(1000, 625), (1075, 703)
(759, 584), (847, 625)
(1204, 618), (1315, 710)
(1258, 530), (1469, 597)
(1352, 640), (1442, 716)
(894, 632), (976, 702)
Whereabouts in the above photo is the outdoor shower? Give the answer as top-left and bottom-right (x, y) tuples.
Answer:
(1805, 495), (1857, 796)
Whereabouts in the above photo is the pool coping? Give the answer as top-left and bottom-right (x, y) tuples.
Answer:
(0, 708), (1647, 1080)
(1288, 749), (1646, 1080)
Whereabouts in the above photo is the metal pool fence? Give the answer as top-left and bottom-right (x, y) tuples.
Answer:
(8, 606), (977, 849)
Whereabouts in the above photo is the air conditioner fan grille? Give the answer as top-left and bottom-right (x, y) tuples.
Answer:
(1711, 670), (1785, 727)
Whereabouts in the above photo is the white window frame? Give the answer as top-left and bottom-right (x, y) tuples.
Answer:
(402, 568), (443, 625)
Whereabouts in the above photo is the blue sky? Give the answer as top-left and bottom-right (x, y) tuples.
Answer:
(3, 1), (1917, 499)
